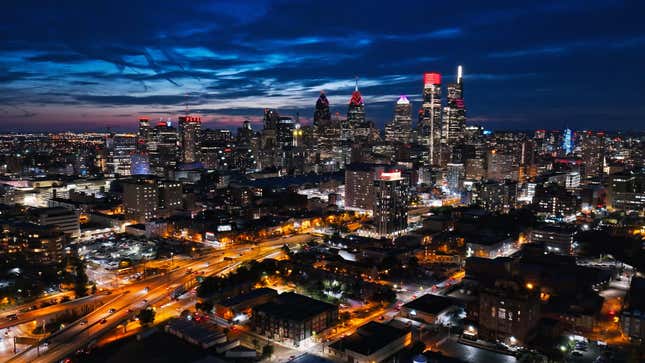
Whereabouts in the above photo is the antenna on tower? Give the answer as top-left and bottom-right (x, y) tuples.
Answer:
(354, 76), (359, 91)
(457, 65), (463, 84)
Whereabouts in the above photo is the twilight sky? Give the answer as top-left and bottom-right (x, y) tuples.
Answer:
(1, 0), (644, 132)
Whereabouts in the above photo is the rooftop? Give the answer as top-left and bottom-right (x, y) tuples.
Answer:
(254, 292), (337, 321)
(330, 322), (408, 356)
(402, 294), (457, 315)
(218, 288), (277, 308)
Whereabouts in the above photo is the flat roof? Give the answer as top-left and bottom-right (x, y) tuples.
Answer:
(402, 294), (456, 315)
(254, 292), (336, 321)
(219, 288), (277, 308)
(330, 322), (408, 356)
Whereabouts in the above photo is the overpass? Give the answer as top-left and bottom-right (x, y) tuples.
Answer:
(8, 234), (311, 363)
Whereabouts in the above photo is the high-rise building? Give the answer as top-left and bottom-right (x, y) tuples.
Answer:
(445, 163), (465, 195)
(442, 66), (466, 155)
(137, 117), (152, 152)
(373, 170), (408, 237)
(347, 81), (366, 127)
(344, 163), (385, 211)
(106, 133), (137, 176)
(486, 150), (517, 181)
(122, 176), (182, 222)
(313, 91), (331, 129)
(385, 95), (412, 144)
(29, 207), (80, 239)
(563, 128), (573, 155)
(419, 72), (442, 165)
(178, 115), (202, 164)
(578, 131), (605, 179)
(149, 121), (179, 176)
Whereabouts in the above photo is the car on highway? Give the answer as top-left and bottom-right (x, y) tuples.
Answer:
(143, 287), (149, 293)
(99, 318), (108, 324)
(80, 319), (88, 325)
(5, 314), (18, 320)
(108, 308), (116, 314)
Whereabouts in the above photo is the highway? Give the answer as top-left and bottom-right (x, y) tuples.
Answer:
(7, 234), (311, 363)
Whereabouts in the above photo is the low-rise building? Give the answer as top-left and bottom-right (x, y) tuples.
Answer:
(252, 292), (338, 347)
(328, 322), (411, 363)
(400, 294), (458, 325)
(466, 235), (516, 259)
(478, 279), (541, 345)
(215, 288), (277, 321)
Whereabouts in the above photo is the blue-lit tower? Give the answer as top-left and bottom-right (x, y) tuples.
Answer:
(563, 128), (573, 155)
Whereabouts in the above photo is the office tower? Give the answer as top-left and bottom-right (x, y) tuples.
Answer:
(313, 91), (331, 128)
(1, 222), (66, 265)
(344, 163), (385, 211)
(347, 80), (366, 126)
(373, 170), (408, 237)
(202, 129), (232, 144)
(419, 72), (442, 165)
(446, 163), (465, 195)
(578, 131), (605, 179)
(234, 120), (257, 172)
(276, 116), (295, 148)
(563, 128), (573, 155)
(122, 176), (182, 222)
(259, 109), (279, 168)
(106, 133), (137, 176)
(199, 129), (232, 171)
(533, 183), (580, 219)
(607, 172), (645, 211)
(385, 95), (412, 143)
(465, 158), (486, 180)
(442, 66), (466, 154)
(29, 207), (80, 239)
(149, 121), (179, 176)
(479, 180), (518, 213)
(178, 115), (201, 164)
(137, 117), (151, 152)
(486, 150), (517, 181)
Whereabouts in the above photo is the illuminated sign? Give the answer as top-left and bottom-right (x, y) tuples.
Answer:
(423, 72), (441, 85)
(217, 225), (232, 232)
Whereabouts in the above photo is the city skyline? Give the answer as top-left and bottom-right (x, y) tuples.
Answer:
(2, 0), (645, 132)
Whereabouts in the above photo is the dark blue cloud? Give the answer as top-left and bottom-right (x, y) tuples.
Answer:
(0, 0), (643, 131)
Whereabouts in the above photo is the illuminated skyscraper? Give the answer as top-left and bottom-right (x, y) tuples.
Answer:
(313, 91), (331, 128)
(563, 128), (573, 155)
(137, 117), (151, 152)
(419, 72), (442, 165)
(149, 120), (179, 176)
(373, 170), (408, 237)
(385, 95), (412, 143)
(106, 133), (136, 176)
(179, 115), (201, 164)
(442, 66), (466, 153)
(347, 80), (365, 126)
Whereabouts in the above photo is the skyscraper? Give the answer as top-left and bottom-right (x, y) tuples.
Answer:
(563, 128), (573, 155)
(442, 66), (466, 156)
(385, 95), (412, 143)
(178, 115), (201, 164)
(106, 133), (137, 176)
(137, 117), (151, 152)
(373, 170), (408, 237)
(149, 120), (179, 176)
(313, 91), (331, 128)
(419, 72), (442, 165)
(347, 80), (366, 126)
